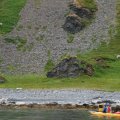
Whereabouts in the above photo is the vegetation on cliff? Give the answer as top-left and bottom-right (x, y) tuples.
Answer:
(63, 0), (97, 34)
(76, 0), (97, 11)
(0, 0), (26, 35)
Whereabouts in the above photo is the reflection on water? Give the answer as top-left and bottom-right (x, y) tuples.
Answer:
(0, 109), (119, 120)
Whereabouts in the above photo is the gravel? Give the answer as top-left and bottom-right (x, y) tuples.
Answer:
(0, 89), (120, 105)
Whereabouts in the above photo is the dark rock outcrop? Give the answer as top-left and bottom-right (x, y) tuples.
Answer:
(0, 76), (6, 83)
(63, 1), (97, 33)
(63, 14), (85, 34)
(47, 57), (94, 78)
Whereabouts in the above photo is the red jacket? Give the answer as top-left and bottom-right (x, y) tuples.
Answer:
(107, 106), (111, 113)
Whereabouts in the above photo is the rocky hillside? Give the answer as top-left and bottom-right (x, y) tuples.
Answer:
(0, 0), (116, 74)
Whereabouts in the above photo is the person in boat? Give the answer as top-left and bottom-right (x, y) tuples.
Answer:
(103, 103), (112, 113)
(107, 105), (111, 113)
(98, 104), (104, 112)
(103, 105), (107, 113)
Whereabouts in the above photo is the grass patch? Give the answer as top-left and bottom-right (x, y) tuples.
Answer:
(76, 0), (97, 11)
(44, 59), (55, 72)
(4, 36), (35, 52)
(0, 0), (26, 35)
(0, 74), (120, 91)
(67, 33), (74, 43)
(36, 35), (45, 42)
(4, 36), (27, 51)
(44, 51), (55, 72)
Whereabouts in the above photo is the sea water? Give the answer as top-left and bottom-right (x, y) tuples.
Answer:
(0, 109), (119, 120)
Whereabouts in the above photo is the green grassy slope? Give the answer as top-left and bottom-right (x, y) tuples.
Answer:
(0, 73), (119, 91)
(0, 0), (26, 35)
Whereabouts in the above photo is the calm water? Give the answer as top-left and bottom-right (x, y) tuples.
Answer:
(0, 109), (119, 120)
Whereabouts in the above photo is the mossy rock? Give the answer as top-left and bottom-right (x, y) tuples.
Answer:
(69, 2), (96, 19)
(63, 13), (85, 34)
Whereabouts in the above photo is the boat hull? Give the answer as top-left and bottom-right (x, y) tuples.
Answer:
(90, 111), (120, 117)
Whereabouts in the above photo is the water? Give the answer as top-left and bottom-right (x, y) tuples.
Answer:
(0, 109), (119, 120)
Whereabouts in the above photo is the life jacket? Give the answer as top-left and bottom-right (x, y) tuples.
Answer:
(107, 106), (111, 113)
(103, 106), (107, 113)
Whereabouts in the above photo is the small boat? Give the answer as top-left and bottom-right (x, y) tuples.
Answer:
(90, 111), (120, 117)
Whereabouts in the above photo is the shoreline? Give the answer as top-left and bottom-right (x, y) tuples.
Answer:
(0, 103), (97, 110)
(0, 89), (120, 109)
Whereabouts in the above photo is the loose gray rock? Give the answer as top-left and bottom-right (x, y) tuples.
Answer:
(0, 89), (120, 110)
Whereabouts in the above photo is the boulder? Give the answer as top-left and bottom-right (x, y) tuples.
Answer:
(0, 76), (6, 83)
(63, 14), (85, 33)
(47, 57), (94, 78)
(47, 57), (81, 77)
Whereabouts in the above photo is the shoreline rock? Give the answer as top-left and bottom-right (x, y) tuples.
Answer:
(0, 99), (120, 110)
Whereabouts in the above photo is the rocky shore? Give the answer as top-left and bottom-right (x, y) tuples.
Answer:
(0, 89), (120, 110)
